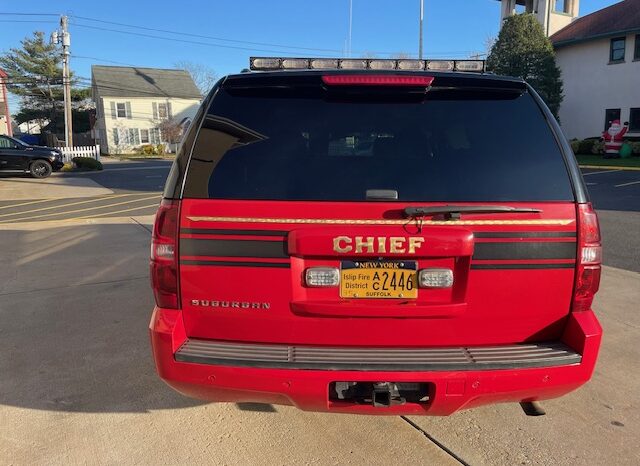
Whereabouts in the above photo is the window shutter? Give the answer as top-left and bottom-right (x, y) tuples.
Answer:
(113, 128), (119, 145)
(167, 102), (173, 119)
(152, 102), (158, 120)
(110, 101), (117, 119)
(132, 128), (140, 145)
(125, 102), (132, 119)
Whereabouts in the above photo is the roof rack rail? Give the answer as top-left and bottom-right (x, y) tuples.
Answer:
(249, 57), (485, 73)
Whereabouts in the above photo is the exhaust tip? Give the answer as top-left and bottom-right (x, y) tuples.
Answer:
(520, 401), (546, 416)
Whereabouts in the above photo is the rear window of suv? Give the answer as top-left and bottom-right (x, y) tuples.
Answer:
(183, 76), (573, 202)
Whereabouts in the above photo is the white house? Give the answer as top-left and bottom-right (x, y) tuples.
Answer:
(91, 65), (202, 154)
(550, 0), (640, 139)
(497, 0), (640, 140)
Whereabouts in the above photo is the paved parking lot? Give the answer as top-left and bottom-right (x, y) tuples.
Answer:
(581, 168), (640, 212)
(0, 160), (638, 464)
(0, 216), (638, 465)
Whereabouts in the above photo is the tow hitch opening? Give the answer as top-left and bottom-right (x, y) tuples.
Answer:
(330, 382), (431, 407)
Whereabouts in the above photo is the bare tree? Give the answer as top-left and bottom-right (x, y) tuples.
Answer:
(158, 118), (186, 153)
(174, 61), (218, 96)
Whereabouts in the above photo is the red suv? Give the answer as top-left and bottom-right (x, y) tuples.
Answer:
(149, 58), (602, 415)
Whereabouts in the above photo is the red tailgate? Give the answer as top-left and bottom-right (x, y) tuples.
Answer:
(178, 199), (577, 347)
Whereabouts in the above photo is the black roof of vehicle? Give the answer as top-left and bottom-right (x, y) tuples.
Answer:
(222, 69), (527, 88)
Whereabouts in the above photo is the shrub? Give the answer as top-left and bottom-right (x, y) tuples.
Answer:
(155, 144), (166, 156)
(630, 141), (640, 155)
(578, 139), (596, 154)
(60, 162), (74, 172)
(570, 139), (580, 154)
(591, 140), (604, 154)
(72, 157), (103, 170)
(139, 144), (156, 155)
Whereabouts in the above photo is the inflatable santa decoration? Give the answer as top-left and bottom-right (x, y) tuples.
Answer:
(602, 120), (629, 158)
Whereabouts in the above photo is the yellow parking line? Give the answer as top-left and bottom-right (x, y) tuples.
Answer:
(78, 203), (160, 219)
(0, 199), (51, 211)
(0, 194), (160, 223)
(0, 193), (134, 218)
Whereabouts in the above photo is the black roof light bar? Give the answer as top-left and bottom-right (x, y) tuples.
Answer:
(249, 57), (486, 73)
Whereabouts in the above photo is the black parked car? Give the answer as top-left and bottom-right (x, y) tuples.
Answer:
(0, 135), (64, 178)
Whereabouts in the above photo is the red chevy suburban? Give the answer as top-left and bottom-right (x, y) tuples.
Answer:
(149, 57), (602, 415)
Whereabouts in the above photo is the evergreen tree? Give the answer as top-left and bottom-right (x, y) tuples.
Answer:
(487, 14), (563, 119)
(0, 31), (89, 131)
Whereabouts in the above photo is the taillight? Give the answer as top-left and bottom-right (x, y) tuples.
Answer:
(321, 75), (434, 87)
(150, 199), (180, 309)
(572, 203), (601, 312)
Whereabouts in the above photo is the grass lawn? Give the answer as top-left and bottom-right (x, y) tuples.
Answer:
(575, 154), (640, 168)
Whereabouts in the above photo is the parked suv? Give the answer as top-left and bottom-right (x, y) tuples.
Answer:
(0, 135), (64, 178)
(149, 58), (602, 415)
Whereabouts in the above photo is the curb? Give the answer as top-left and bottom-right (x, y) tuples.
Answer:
(579, 165), (640, 171)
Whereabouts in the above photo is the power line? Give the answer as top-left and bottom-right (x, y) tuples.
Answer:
(72, 54), (138, 67)
(0, 20), (58, 24)
(69, 14), (477, 58)
(0, 12), (59, 16)
(70, 15), (347, 54)
(70, 23), (337, 57)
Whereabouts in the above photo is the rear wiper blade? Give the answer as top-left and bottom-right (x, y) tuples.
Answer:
(404, 205), (542, 220)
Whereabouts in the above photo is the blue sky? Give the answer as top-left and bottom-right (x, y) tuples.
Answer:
(0, 0), (618, 112)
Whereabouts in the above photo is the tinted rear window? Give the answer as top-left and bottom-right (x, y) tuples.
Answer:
(184, 79), (573, 201)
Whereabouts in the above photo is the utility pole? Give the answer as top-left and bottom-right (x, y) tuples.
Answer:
(55, 15), (73, 147)
(419, 0), (424, 59)
(61, 16), (73, 147)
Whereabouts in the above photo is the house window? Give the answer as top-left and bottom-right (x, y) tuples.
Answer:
(150, 128), (162, 144)
(610, 37), (626, 62)
(140, 129), (150, 144)
(158, 103), (168, 119)
(116, 103), (127, 118)
(629, 108), (640, 132)
(113, 128), (141, 145)
(604, 109), (621, 131)
(129, 128), (140, 145)
(635, 35), (640, 60)
(555, 0), (566, 13)
(153, 102), (173, 120)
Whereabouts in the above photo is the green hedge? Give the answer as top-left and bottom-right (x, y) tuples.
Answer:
(570, 138), (640, 155)
(72, 157), (103, 170)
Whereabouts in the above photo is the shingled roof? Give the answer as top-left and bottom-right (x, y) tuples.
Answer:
(550, 0), (640, 47)
(91, 65), (201, 99)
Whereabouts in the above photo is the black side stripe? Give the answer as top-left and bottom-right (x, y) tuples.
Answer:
(471, 263), (575, 270)
(181, 260), (290, 268)
(474, 231), (576, 238)
(181, 228), (289, 237)
(180, 238), (288, 258)
(473, 241), (576, 260)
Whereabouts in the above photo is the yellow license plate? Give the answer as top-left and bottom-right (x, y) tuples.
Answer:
(340, 261), (418, 299)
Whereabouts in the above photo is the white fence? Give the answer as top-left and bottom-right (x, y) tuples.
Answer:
(59, 145), (101, 163)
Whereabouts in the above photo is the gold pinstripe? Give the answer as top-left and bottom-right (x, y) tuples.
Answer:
(186, 216), (574, 226)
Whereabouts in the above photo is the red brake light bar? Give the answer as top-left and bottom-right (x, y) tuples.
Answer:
(322, 75), (435, 87)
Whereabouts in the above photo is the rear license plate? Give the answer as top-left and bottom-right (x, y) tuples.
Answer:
(340, 261), (417, 299)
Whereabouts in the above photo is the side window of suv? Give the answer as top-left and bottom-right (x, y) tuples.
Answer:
(0, 136), (18, 149)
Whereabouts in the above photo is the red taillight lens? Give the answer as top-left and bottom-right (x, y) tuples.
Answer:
(321, 75), (434, 87)
(150, 199), (179, 309)
(572, 203), (601, 312)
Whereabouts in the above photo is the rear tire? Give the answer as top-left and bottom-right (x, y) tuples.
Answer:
(30, 160), (52, 178)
